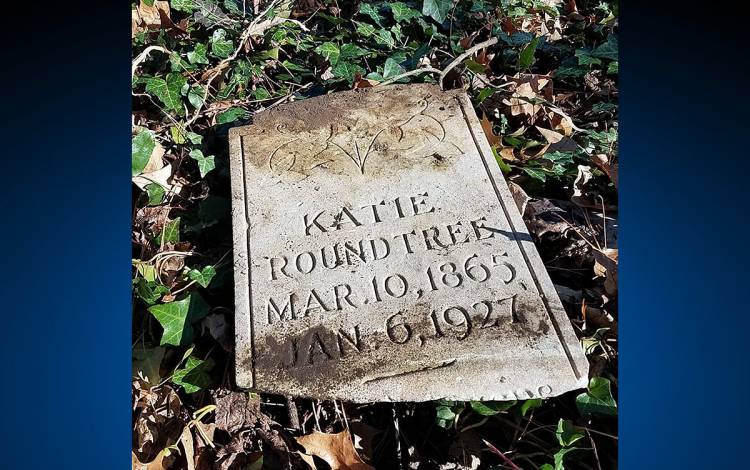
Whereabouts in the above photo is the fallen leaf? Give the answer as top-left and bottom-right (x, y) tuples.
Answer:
(480, 114), (502, 147)
(296, 430), (374, 470)
(132, 450), (171, 470)
(508, 181), (530, 216)
(593, 248), (618, 296)
(571, 164), (593, 206)
(214, 390), (262, 434)
(592, 153), (618, 189)
(133, 162), (183, 196)
(132, 0), (171, 37)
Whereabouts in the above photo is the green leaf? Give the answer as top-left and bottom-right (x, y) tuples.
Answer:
(470, 400), (516, 416)
(134, 278), (169, 305)
(576, 377), (617, 416)
(556, 419), (584, 447)
(187, 43), (209, 65)
(172, 356), (214, 393)
(188, 85), (205, 109)
(539, 465), (554, 470)
(315, 42), (340, 65)
(133, 346), (165, 385)
(359, 3), (383, 26)
(575, 48), (602, 66)
(390, 2), (421, 22)
(340, 44), (369, 60)
(148, 293), (210, 346)
(523, 167), (547, 182)
(331, 61), (366, 82)
(356, 22), (377, 37)
(383, 57), (405, 79)
(519, 36), (540, 69)
(189, 149), (216, 178)
(171, 0), (196, 12)
(216, 107), (249, 124)
(144, 183), (166, 206)
(375, 29), (395, 48)
(519, 398), (543, 416)
(477, 87), (497, 103)
(160, 217), (181, 244)
(422, 0), (452, 23)
(132, 130), (156, 176)
(188, 266), (217, 288)
(210, 29), (234, 59)
(463, 59), (485, 74)
(554, 447), (576, 470)
(591, 35), (618, 61)
(607, 61), (619, 74)
(145, 73), (186, 114)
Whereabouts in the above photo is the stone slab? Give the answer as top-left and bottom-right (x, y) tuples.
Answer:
(228, 84), (588, 402)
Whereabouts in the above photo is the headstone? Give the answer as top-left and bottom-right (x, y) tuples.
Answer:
(229, 84), (588, 402)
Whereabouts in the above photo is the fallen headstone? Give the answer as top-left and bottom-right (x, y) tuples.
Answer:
(229, 84), (588, 402)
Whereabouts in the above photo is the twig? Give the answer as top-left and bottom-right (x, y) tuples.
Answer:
(377, 67), (442, 87)
(132, 45), (171, 77)
(482, 439), (522, 470)
(376, 37), (499, 89)
(438, 37), (498, 88)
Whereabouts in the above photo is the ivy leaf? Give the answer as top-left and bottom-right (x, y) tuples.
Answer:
(390, 2), (421, 22)
(556, 419), (585, 447)
(607, 61), (619, 74)
(132, 130), (156, 176)
(576, 377), (618, 416)
(340, 44), (369, 61)
(356, 22), (376, 37)
(315, 42), (340, 65)
(189, 149), (216, 178)
(575, 48), (602, 66)
(210, 29), (234, 59)
(519, 36), (540, 69)
(519, 398), (543, 416)
(422, 0), (452, 24)
(591, 35), (618, 61)
(383, 57), (405, 79)
(216, 107), (249, 124)
(469, 400), (516, 416)
(187, 265), (217, 288)
(134, 278), (169, 305)
(172, 356), (214, 393)
(144, 183), (165, 205)
(554, 447), (576, 470)
(375, 29), (395, 48)
(188, 85), (205, 109)
(160, 217), (181, 244)
(359, 3), (383, 26)
(145, 73), (186, 114)
(187, 43), (209, 65)
(523, 167), (547, 182)
(148, 293), (210, 346)
(171, 0), (196, 13)
(331, 61), (366, 83)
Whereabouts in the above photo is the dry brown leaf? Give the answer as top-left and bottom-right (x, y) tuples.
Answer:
(593, 248), (618, 296)
(534, 126), (579, 156)
(296, 430), (374, 470)
(132, 450), (172, 470)
(480, 114), (502, 148)
(132, 0), (171, 37)
(508, 181), (530, 216)
(592, 154), (619, 189)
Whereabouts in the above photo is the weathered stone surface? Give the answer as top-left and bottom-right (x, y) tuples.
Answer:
(228, 84), (588, 402)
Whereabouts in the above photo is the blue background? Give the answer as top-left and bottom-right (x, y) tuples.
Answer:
(0, 0), (747, 468)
